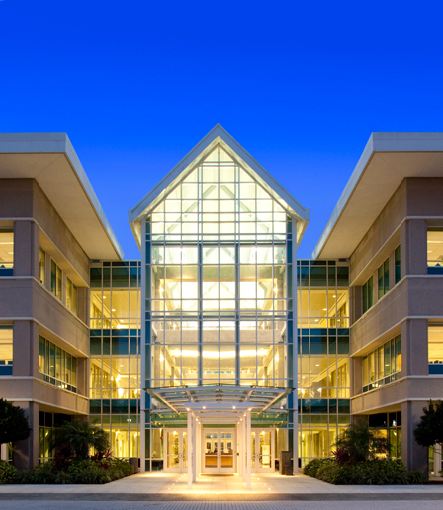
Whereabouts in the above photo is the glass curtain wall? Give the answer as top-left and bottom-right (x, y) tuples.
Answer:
(146, 146), (292, 389)
(297, 260), (350, 466)
(89, 261), (141, 459)
(144, 145), (294, 469)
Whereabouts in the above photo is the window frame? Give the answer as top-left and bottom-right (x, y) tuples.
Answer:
(378, 258), (390, 299)
(362, 275), (374, 314)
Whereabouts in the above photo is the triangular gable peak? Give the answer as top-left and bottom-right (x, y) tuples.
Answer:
(129, 125), (309, 247)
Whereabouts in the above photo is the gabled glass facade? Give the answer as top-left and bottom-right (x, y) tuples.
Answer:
(88, 144), (351, 470)
(144, 146), (295, 390)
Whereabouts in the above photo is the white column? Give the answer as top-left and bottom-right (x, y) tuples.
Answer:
(197, 420), (201, 477)
(0, 443), (8, 461)
(237, 422), (242, 478)
(192, 415), (197, 482)
(139, 217), (147, 473)
(241, 419), (245, 481)
(246, 410), (251, 490)
(292, 218), (299, 473)
(187, 410), (192, 489)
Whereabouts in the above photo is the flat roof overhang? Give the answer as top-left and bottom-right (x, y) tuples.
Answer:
(148, 385), (290, 423)
(312, 133), (443, 260)
(0, 133), (124, 260)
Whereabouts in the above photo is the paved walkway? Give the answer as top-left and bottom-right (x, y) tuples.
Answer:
(0, 472), (443, 499)
(2, 503), (443, 510)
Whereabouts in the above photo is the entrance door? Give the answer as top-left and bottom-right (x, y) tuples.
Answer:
(251, 428), (274, 472)
(164, 429), (188, 472)
(203, 429), (236, 474)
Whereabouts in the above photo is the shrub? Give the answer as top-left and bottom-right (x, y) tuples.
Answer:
(333, 422), (388, 464)
(303, 458), (334, 478)
(0, 459), (18, 484)
(16, 457), (132, 484)
(306, 458), (425, 485)
(16, 461), (57, 484)
(49, 420), (109, 460)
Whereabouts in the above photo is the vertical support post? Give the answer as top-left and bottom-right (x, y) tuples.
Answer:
(241, 418), (245, 481)
(192, 415), (197, 482)
(197, 420), (201, 477)
(246, 410), (251, 490)
(292, 218), (299, 473)
(187, 410), (193, 489)
(140, 217), (146, 473)
(237, 421), (242, 478)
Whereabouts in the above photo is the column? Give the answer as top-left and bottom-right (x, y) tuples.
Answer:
(237, 422), (242, 478)
(401, 400), (428, 474)
(13, 220), (39, 278)
(246, 410), (251, 490)
(241, 418), (245, 481)
(292, 218), (299, 473)
(197, 420), (201, 477)
(187, 410), (193, 489)
(139, 218), (146, 473)
(13, 401), (39, 470)
(401, 219), (427, 276)
(192, 415), (197, 482)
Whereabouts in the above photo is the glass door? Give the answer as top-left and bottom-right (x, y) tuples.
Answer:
(164, 429), (188, 472)
(203, 429), (236, 474)
(251, 428), (274, 472)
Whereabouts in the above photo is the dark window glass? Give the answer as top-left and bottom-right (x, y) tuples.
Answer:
(89, 400), (101, 414)
(90, 268), (102, 288)
(395, 245), (401, 284)
(309, 267), (327, 287)
(337, 336), (349, 354)
(90, 337), (101, 355)
(336, 266), (349, 287)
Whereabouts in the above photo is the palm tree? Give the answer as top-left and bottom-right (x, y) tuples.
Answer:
(333, 421), (388, 464)
(49, 420), (109, 459)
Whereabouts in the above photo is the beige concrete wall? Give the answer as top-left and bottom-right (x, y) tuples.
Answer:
(352, 377), (443, 414)
(0, 178), (91, 470)
(0, 279), (89, 356)
(349, 177), (443, 473)
(350, 181), (405, 286)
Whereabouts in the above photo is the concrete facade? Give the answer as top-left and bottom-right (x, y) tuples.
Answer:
(2, 130), (443, 476)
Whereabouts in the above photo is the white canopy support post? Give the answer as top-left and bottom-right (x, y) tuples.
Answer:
(197, 420), (202, 477)
(192, 414), (197, 482)
(246, 409), (251, 490)
(187, 410), (192, 489)
(237, 421), (242, 478)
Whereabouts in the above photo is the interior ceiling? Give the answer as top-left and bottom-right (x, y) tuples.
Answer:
(316, 152), (443, 260)
(0, 153), (121, 260)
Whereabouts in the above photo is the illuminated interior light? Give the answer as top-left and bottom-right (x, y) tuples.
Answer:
(112, 308), (116, 312)
(159, 284), (164, 296)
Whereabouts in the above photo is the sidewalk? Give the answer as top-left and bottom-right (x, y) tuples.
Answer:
(1, 472), (443, 497)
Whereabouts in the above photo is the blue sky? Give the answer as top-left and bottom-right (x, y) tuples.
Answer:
(1, 1), (443, 259)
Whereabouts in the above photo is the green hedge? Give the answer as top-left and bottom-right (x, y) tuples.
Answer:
(304, 458), (425, 485)
(11, 458), (132, 484)
(0, 460), (18, 484)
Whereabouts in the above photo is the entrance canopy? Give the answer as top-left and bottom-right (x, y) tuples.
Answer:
(148, 385), (289, 423)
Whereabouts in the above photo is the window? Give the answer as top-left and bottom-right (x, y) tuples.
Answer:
(39, 335), (77, 392)
(378, 258), (389, 298)
(0, 230), (14, 275)
(428, 325), (443, 374)
(427, 229), (443, 273)
(50, 260), (62, 300)
(39, 247), (45, 285)
(362, 335), (401, 392)
(362, 276), (373, 314)
(0, 326), (13, 375)
(395, 245), (401, 284)
(66, 277), (77, 315)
